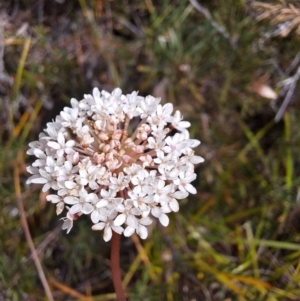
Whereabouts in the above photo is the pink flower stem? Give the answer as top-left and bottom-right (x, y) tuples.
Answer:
(111, 231), (127, 301)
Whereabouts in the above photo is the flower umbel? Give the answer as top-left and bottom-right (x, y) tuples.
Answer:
(27, 88), (204, 241)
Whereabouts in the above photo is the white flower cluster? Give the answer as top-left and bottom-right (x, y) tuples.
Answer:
(27, 88), (204, 241)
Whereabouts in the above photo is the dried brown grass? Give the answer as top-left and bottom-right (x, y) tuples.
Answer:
(252, 1), (300, 37)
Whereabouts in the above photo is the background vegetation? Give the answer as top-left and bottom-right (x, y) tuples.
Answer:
(1, 0), (300, 300)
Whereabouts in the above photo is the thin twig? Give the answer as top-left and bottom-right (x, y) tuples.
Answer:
(0, 13), (13, 85)
(131, 233), (150, 266)
(189, 0), (236, 49)
(25, 225), (61, 266)
(49, 278), (93, 301)
(275, 66), (300, 122)
(286, 50), (300, 75)
(111, 232), (127, 301)
(14, 151), (54, 301)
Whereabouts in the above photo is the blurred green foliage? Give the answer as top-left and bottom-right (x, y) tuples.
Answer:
(1, 0), (300, 300)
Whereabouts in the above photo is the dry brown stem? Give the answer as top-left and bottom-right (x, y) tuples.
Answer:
(14, 151), (54, 301)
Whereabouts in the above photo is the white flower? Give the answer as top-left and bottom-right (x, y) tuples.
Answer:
(124, 215), (152, 239)
(47, 132), (75, 157)
(163, 133), (187, 157)
(128, 190), (152, 213)
(171, 110), (191, 131)
(114, 199), (142, 227)
(90, 196), (108, 223)
(30, 168), (59, 192)
(151, 206), (170, 227)
(138, 95), (160, 118)
(147, 103), (173, 126)
(110, 172), (129, 192)
(131, 170), (153, 195)
(61, 211), (80, 234)
(92, 212), (124, 242)
(60, 107), (81, 129)
(174, 171), (197, 194)
(150, 179), (173, 203)
(165, 189), (188, 212)
(77, 159), (99, 189)
(57, 160), (78, 182)
(122, 91), (142, 118)
(26, 87), (203, 240)
(64, 188), (96, 215)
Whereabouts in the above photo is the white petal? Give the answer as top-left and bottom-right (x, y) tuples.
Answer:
(60, 111), (71, 121)
(66, 140), (76, 148)
(93, 87), (101, 98)
(26, 166), (39, 174)
(32, 159), (46, 167)
(131, 207), (141, 215)
(140, 217), (152, 226)
(89, 181), (99, 190)
(190, 155), (204, 164)
(58, 188), (68, 196)
(92, 222), (106, 231)
(103, 226), (112, 242)
(178, 121), (190, 128)
(26, 175), (39, 184)
(137, 225), (148, 239)
(96, 200), (108, 208)
(70, 98), (78, 108)
(82, 203), (93, 214)
(57, 149), (64, 157)
(56, 202), (64, 215)
(79, 177), (88, 186)
(173, 191), (188, 199)
(64, 160), (72, 170)
(64, 196), (78, 205)
(185, 183), (197, 194)
(69, 204), (82, 214)
(42, 183), (51, 192)
(91, 211), (100, 223)
(71, 108), (79, 118)
(62, 219), (73, 234)
(189, 139), (200, 148)
(156, 104), (162, 116)
(39, 169), (50, 178)
(112, 225), (124, 235)
(112, 87), (122, 97)
(46, 156), (55, 166)
(169, 199), (179, 212)
(65, 181), (77, 189)
(151, 207), (161, 218)
(31, 177), (48, 184)
(159, 213), (169, 227)
(46, 195), (61, 203)
(124, 226), (135, 237)
(57, 132), (65, 145)
(126, 215), (137, 228)
(114, 214), (126, 226)
(163, 103), (173, 115)
(47, 141), (61, 150)
(33, 149), (46, 158)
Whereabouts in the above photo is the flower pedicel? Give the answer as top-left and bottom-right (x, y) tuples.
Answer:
(27, 88), (204, 241)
